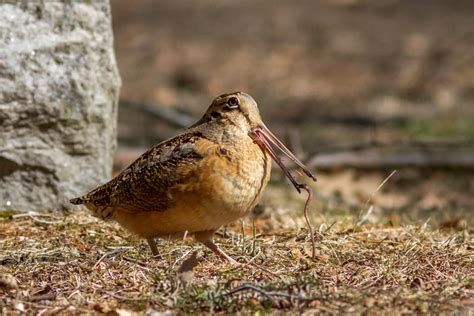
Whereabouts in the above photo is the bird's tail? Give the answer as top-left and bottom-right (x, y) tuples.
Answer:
(70, 196), (87, 205)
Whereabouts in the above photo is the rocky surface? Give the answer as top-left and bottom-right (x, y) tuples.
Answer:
(0, 1), (121, 212)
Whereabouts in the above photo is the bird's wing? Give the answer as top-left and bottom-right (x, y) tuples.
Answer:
(72, 131), (218, 213)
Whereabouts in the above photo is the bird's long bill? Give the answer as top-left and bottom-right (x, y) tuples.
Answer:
(250, 123), (317, 192)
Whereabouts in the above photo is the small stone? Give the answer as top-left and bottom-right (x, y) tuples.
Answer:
(14, 302), (25, 312)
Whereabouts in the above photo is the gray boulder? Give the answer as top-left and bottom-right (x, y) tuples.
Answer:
(0, 1), (121, 212)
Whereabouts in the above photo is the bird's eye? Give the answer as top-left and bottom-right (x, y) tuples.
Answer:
(227, 97), (239, 108)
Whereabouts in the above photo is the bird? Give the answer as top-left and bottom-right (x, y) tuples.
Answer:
(70, 92), (316, 264)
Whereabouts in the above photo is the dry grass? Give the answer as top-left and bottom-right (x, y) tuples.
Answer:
(1, 209), (472, 315)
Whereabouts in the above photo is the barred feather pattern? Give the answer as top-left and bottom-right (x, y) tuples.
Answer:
(70, 132), (205, 218)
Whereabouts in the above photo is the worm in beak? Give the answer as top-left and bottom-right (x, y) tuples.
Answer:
(249, 122), (317, 192)
(250, 122), (318, 259)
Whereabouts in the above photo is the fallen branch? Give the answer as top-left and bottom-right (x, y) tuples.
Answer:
(224, 283), (327, 302)
(116, 140), (474, 172)
(310, 138), (474, 154)
(307, 147), (474, 169)
(120, 100), (194, 128)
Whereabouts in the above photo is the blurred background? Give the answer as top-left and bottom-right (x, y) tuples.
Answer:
(111, 0), (474, 229)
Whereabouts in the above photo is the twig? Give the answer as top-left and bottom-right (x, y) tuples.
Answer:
(121, 256), (149, 268)
(225, 284), (278, 304)
(247, 262), (282, 280)
(29, 216), (62, 225)
(309, 138), (474, 155)
(29, 293), (57, 302)
(224, 283), (326, 302)
(105, 246), (134, 251)
(307, 147), (474, 169)
(10, 211), (63, 225)
(12, 211), (61, 222)
(120, 100), (194, 128)
(93, 248), (128, 269)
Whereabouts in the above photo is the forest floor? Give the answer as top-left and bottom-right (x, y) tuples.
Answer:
(1, 181), (472, 314)
(2, 1), (473, 314)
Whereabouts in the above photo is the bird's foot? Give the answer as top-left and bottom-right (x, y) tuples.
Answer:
(200, 239), (240, 266)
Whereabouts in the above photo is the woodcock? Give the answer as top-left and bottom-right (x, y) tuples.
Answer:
(71, 92), (316, 264)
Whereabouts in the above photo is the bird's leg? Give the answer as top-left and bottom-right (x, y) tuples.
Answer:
(201, 239), (240, 266)
(195, 230), (240, 265)
(146, 238), (160, 257)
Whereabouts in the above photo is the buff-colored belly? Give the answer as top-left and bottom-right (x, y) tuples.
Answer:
(113, 143), (271, 238)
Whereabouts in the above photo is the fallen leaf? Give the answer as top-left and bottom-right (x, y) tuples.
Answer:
(93, 303), (112, 314)
(0, 273), (18, 291)
(291, 246), (303, 259)
(177, 251), (198, 285)
(31, 284), (52, 296)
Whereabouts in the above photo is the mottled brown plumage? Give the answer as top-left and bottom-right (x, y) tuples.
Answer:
(71, 92), (315, 264)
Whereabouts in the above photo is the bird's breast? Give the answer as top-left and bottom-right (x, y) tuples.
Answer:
(213, 140), (271, 213)
(171, 136), (271, 227)
(114, 135), (272, 237)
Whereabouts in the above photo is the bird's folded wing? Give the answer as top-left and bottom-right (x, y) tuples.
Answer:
(79, 132), (217, 213)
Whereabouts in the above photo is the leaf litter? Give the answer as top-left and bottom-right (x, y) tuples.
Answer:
(1, 209), (472, 314)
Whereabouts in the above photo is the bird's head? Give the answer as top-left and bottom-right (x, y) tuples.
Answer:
(199, 91), (262, 132)
(198, 92), (317, 189)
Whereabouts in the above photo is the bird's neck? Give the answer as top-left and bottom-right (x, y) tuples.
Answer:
(196, 120), (249, 146)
